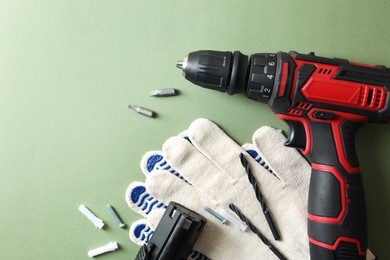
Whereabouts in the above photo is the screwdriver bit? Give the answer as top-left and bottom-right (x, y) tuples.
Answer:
(128, 105), (155, 118)
(149, 88), (177, 97)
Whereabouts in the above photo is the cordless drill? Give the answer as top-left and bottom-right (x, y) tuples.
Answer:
(176, 50), (390, 259)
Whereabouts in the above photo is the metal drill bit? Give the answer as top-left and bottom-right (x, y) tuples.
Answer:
(176, 56), (187, 76)
(176, 57), (187, 70)
(128, 105), (155, 118)
(229, 203), (286, 260)
(149, 88), (177, 97)
(240, 153), (280, 240)
(176, 60), (184, 69)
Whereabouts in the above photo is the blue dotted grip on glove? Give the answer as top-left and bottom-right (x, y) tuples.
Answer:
(144, 152), (188, 182)
(133, 220), (154, 244)
(246, 149), (273, 174)
(130, 184), (166, 215)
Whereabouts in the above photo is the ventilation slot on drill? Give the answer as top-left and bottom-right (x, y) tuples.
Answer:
(374, 89), (384, 108)
(318, 68), (333, 75)
(362, 87), (384, 109)
(287, 108), (303, 116)
(296, 102), (312, 110)
(366, 89), (374, 106)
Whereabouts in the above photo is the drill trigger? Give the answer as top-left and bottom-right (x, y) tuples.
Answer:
(284, 120), (307, 149)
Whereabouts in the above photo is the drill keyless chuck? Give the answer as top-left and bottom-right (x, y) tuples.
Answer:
(176, 50), (235, 93)
(176, 50), (277, 103)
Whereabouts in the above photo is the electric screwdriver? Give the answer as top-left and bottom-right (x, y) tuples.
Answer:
(176, 50), (390, 260)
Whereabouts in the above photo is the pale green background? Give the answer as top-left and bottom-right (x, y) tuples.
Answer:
(1, 1), (389, 259)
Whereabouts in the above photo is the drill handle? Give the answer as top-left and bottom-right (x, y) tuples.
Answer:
(306, 117), (367, 259)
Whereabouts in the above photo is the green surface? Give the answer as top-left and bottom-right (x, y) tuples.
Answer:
(0, 1), (389, 259)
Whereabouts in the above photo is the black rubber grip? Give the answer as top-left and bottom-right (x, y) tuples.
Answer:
(307, 120), (367, 260)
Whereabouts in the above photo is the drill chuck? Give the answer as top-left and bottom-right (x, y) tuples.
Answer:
(176, 50), (277, 103)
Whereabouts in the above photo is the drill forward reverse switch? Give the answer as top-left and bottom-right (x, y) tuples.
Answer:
(176, 50), (390, 260)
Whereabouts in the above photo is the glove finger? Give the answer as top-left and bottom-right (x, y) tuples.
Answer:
(129, 219), (154, 246)
(252, 126), (311, 187)
(140, 150), (189, 183)
(139, 126), (189, 178)
(140, 150), (171, 175)
(130, 218), (210, 260)
(125, 181), (167, 218)
(242, 143), (275, 176)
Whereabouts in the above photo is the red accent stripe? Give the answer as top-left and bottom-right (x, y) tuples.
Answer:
(277, 62), (288, 97)
(309, 237), (366, 256)
(308, 164), (347, 224)
(276, 114), (311, 155)
(349, 61), (375, 68)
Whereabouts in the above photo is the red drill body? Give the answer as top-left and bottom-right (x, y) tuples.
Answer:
(177, 50), (390, 259)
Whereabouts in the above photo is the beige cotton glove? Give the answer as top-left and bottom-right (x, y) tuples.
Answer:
(128, 118), (310, 259)
(126, 118), (376, 259)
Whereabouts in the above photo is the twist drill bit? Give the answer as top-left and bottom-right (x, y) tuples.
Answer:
(229, 203), (286, 260)
(240, 153), (280, 240)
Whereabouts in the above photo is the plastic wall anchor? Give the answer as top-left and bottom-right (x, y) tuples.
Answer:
(88, 242), (118, 257)
(79, 204), (105, 229)
(220, 208), (247, 231)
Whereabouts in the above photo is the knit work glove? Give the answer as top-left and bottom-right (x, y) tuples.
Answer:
(126, 119), (376, 260)
(127, 118), (309, 259)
